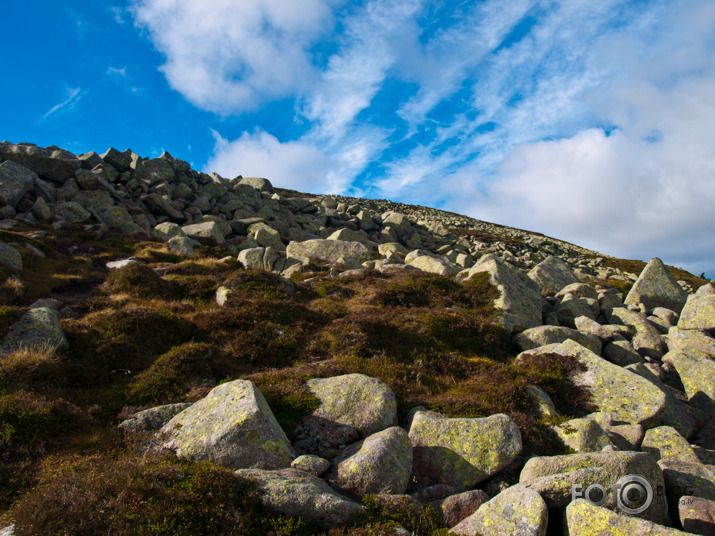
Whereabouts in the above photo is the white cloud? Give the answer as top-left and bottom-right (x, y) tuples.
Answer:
(41, 87), (84, 120)
(130, 0), (341, 113)
(206, 130), (337, 193)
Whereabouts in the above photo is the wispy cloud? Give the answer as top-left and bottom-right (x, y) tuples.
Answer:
(106, 66), (127, 77)
(41, 87), (84, 121)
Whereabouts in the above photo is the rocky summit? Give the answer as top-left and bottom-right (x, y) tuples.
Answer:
(0, 142), (714, 536)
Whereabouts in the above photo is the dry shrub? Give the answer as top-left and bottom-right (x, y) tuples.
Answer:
(11, 454), (267, 536)
(0, 343), (62, 390)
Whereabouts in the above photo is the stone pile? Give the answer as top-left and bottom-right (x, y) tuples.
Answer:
(2, 142), (714, 535)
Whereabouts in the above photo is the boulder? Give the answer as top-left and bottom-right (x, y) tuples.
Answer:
(514, 325), (602, 355)
(406, 254), (460, 277)
(408, 410), (521, 491)
(118, 403), (192, 433)
(642, 426), (701, 465)
(1, 307), (69, 355)
(665, 351), (715, 414)
(516, 340), (665, 427)
(520, 451), (669, 524)
(159, 379), (294, 469)
(327, 228), (375, 250)
(0, 143), (80, 184)
(181, 221), (225, 246)
(624, 258), (688, 313)
(451, 485), (548, 536)
(679, 496), (715, 535)
(167, 236), (198, 256)
(0, 160), (37, 208)
(238, 177), (274, 193)
(133, 158), (175, 185)
(667, 326), (715, 358)
(551, 416), (614, 452)
(428, 489), (489, 528)
(249, 222), (285, 251)
(566, 499), (688, 535)
(234, 468), (362, 527)
(54, 201), (91, 223)
(461, 253), (542, 333)
(286, 239), (370, 265)
(294, 374), (397, 455)
(658, 460), (715, 504)
(0, 244), (23, 271)
(237, 247), (278, 271)
(290, 455), (330, 476)
(100, 206), (148, 235)
(528, 256), (579, 296)
(678, 283), (715, 331)
(557, 293), (596, 328)
(153, 222), (186, 242)
(101, 147), (134, 172)
(327, 426), (412, 498)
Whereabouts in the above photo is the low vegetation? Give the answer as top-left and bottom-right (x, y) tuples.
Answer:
(0, 225), (596, 534)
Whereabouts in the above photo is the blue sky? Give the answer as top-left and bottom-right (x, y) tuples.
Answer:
(3, 1), (715, 277)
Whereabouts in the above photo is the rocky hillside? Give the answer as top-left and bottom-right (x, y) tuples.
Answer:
(0, 141), (714, 535)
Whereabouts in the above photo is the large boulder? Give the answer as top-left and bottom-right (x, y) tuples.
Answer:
(462, 253), (542, 333)
(551, 416), (614, 453)
(406, 254), (460, 277)
(181, 221), (225, 246)
(679, 496), (715, 535)
(624, 258), (688, 313)
(408, 410), (522, 491)
(642, 426), (701, 465)
(294, 374), (397, 455)
(159, 380), (294, 469)
(326, 426), (412, 498)
(678, 283), (715, 331)
(566, 499), (688, 535)
(520, 451), (669, 524)
(0, 244), (23, 272)
(514, 325), (602, 355)
(665, 351), (715, 414)
(1, 307), (69, 355)
(667, 326), (715, 358)
(451, 485), (548, 536)
(235, 468), (362, 527)
(237, 247), (278, 271)
(0, 160), (37, 208)
(516, 340), (666, 427)
(118, 403), (192, 433)
(528, 256), (579, 296)
(0, 143), (80, 184)
(286, 239), (370, 265)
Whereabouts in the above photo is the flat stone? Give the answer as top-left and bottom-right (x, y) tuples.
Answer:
(286, 239), (370, 265)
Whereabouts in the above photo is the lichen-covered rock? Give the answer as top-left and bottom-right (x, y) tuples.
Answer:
(665, 351), (715, 414)
(238, 176), (274, 192)
(608, 307), (667, 358)
(237, 246), (278, 271)
(516, 340), (665, 427)
(327, 228), (375, 250)
(286, 239), (370, 265)
(527, 385), (560, 420)
(1, 307), (69, 355)
(658, 460), (715, 503)
(678, 283), (715, 331)
(406, 254), (460, 277)
(624, 258), (689, 313)
(462, 253), (541, 333)
(603, 339), (644, 366)
(625, 363), (700, 440)
(557, 293), (596, 328)
(566, 499), (688, 535)
(528, 256), (579, 296)
(451, 485), (548, 536)
(118, 403), (192, 433)
(181, 221), (225, 246)
(54, 201), (92, 223)
(520, 451), (669, 524)
(408, 410), (522, 492)
(133, 157), (175, 185)
(642, 426), (701, 465)
(679, 496), (715, 535)
(290, 455), (330, 476)
(235, 468), (362, 527)
(0, 243), (23, 271)
(153, 222), (185, 242)
(167, 236), (198, 256)
(0, 160), (37, 208)
(159, 379), (294, 469)
(249, 222), (285, 251)
(100, 206), (148, 235)
(327, 426), (412, 498)
(294, 374), (397, 455)
(551, 417), (614, 453)
(429, 489), (489, 528)
(514, 325), (602, 354)
(0, 142), (80, 184)
(667, 326), (715, 358)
